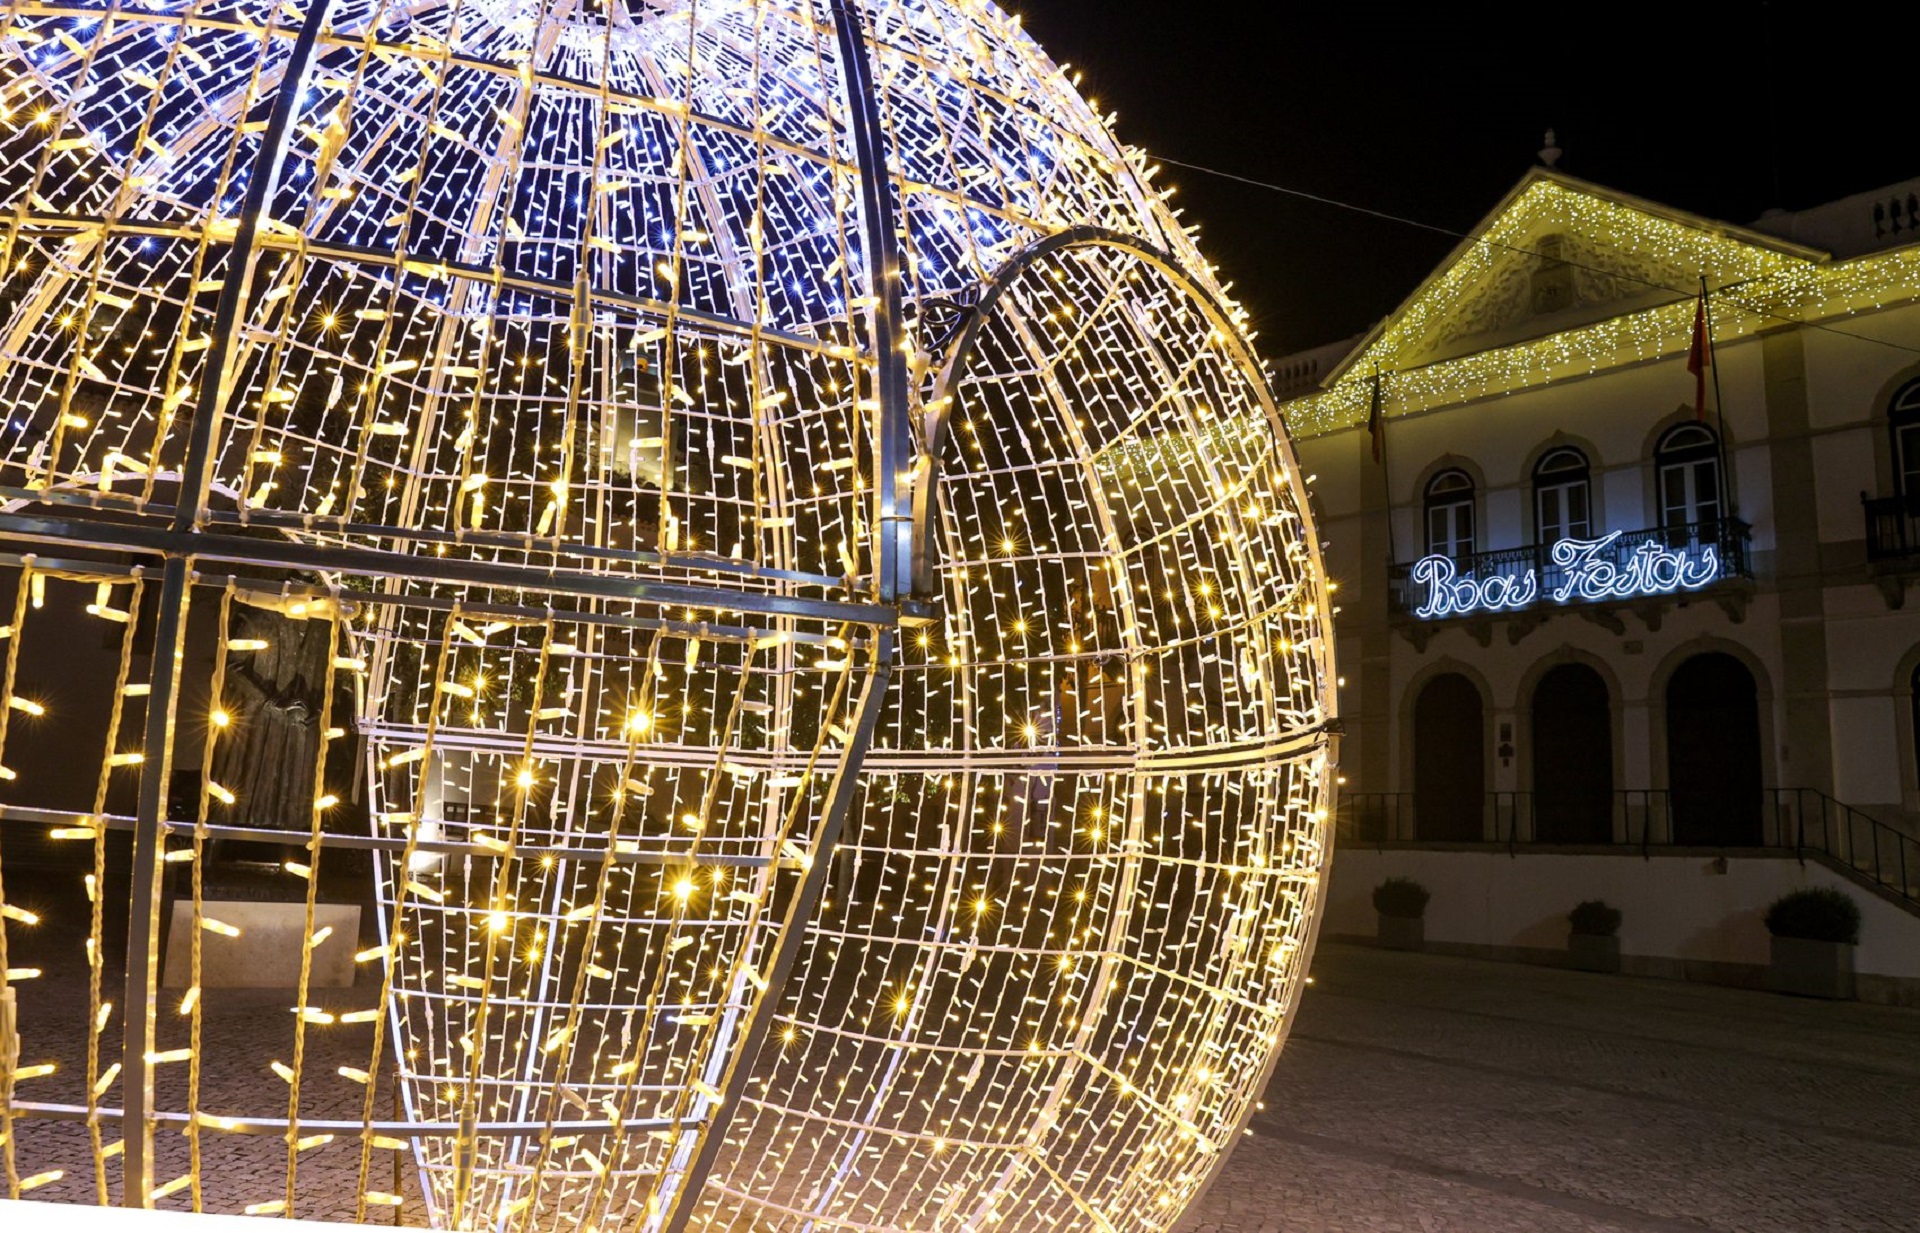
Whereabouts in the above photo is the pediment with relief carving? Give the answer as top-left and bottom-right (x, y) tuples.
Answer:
(1330, 172), (1820, 383)
(1416, 230), (1691, 360)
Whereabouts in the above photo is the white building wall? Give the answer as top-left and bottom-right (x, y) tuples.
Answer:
(1324, 847), (1920, 988)
(1285, 186), (1920, 1001)
(1299, 311), (1920, 822)
(1812, 431), (1876, 540)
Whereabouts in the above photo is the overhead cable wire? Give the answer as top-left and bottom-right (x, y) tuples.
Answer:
(1152, 154), (1920, 360)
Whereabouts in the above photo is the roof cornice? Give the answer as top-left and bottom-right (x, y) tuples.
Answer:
(1321, 168), (1831, 388)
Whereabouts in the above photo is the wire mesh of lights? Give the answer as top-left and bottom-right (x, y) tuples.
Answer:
(0, 0), (1336, 1229)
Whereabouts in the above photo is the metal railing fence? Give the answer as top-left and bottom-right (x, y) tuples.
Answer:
(1335, 788), (1919, 910)
(1863, 493), (1920, 562)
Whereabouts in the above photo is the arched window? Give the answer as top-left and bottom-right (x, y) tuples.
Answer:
(1424, 469), (1475, 558)
(1533, 446), (1592, 544)
(1890, 379), (1920, 503)
(1655, 423), (1720, 529)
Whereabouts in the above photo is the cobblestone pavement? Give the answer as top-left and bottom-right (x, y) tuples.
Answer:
(1178, 943), (1920, 1233)
(2, 893), (433, 1225)
(9, 924), (1918, 1230)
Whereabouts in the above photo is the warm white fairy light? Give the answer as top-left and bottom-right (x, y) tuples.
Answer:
(1284, 177), (1920, 438)
(0, 0), (1332, 1229)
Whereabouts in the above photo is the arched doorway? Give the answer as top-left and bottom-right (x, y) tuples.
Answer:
(1667, 652), (1763, 845)
(1532, 662), (1613, 843)
(1414, 673), (1485, 841)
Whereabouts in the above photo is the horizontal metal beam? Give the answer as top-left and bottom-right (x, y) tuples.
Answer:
(202, 507), (848, 591)
(0, 545), (829, 644)
(0, 512), (897, 627)
(0, 805), (779, 871)
(9, 1101), (676, 1138)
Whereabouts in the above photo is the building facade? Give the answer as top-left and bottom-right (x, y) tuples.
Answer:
(1279, 168), (1920, 992)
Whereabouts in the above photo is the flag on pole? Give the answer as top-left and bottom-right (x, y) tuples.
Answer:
(1367, 369), (1386, 464)
(1686, 284), (1713, 421)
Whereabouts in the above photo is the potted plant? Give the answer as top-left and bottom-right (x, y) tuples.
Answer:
(1764, 887), (1860, 999)
(1566, 900), (1622, 973)
(1373, 877), (1429, 951)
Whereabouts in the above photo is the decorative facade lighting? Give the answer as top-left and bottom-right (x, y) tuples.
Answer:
(1283, 177), (1920, 441)
(0, 0), (1334, 1229)
(1410, 531), (1727, 621)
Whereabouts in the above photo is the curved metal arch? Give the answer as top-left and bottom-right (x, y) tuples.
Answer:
(892, 222), (1340, 1227)
(908, 224), (1305, 596)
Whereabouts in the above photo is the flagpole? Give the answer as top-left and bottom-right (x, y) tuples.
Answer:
(1371, 366), (1399, 568)
(1699, 275), (1734, 521)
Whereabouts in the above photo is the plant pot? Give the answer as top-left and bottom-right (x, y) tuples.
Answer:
(1767, 936), (1856, 1000)
(1377, 914), (1424, 952)
(1567, 933), (1620, 974)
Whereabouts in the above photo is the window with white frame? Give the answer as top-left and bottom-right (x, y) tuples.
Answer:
(1424, 468), (1476, 558)
(1533, 446), (1592, 544)
(1891, 379), (1920, 503)
(1655, 423), (1720, 529)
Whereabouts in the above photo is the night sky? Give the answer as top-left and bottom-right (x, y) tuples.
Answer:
(1016, 1), (1918, 358)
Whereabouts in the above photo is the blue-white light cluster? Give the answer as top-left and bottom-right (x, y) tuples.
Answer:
(0, 1), (1333, 1230)
(1411, 531), (1724, 621)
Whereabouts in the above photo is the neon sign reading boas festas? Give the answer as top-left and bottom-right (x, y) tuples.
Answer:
(1411, 531), (1722, 620)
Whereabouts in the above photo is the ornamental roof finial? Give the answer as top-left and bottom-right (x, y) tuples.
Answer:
(1539, 128), (1563, 168)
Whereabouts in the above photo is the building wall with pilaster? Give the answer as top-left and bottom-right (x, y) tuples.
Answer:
(1296, 297), (1920, 837)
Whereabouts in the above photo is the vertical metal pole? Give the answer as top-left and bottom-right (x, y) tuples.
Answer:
(392, 1085), (402, 1227)
(654, 631), (894, 1233)
(170, 0), (338, 535)
(120, 556), (189, 1207)
(121, 0), (337, 1207)
(1700, 277), (1735, 522)
(828, 0), (914, 603)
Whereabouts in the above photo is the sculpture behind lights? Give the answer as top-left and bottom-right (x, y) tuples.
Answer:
(0, 0), (1336, 1227)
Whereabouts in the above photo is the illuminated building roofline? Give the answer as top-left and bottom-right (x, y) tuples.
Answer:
(1322, 168), (1828, 389)
(1283, 168), (1920, 440)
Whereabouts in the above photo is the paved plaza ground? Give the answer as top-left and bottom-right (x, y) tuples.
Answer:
(9, 931), (1917, 1229)
(1181, 943), (1920, 1233)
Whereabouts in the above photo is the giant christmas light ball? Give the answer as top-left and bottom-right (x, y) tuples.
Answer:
(0, 0), (1334, 1228)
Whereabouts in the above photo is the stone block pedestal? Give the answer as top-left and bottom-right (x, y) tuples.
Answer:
(161, 900), (361, 989)
(1377, 915), (1424, 952)
(1767, 936), (1855, 1000)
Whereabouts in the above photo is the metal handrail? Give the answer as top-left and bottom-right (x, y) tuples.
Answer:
(1778, 787), (1920, 909)
(1862, 492), (1920, 561)
(1336, 790), (1676, 853)
(1335, 787), (1919, 910)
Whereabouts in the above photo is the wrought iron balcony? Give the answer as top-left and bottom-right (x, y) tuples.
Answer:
(1863, 492), (1920, 562)
(1389, 518), (1753, 620)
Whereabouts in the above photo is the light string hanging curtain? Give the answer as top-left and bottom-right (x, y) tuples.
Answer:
(0, 0), (1336, 1229)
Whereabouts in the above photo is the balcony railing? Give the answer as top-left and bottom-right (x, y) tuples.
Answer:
(1336, 790), (1685, 852)
(1390, 518), (1752, 619)
(1334, 788), (1919, 910)
(1863, 493), (1920, 562)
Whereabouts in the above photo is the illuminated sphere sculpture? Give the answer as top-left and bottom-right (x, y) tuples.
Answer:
(0, 0), (1335, 1229)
